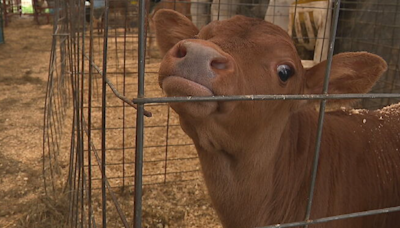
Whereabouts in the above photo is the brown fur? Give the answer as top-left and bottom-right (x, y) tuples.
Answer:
(154, 9), (400, 228)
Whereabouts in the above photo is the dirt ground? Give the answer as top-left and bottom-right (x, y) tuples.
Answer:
(0, 15), (222, 228)
(0, 16), (53, 227)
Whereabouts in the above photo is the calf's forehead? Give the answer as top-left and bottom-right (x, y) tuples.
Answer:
(201, 15), (291, 38)
(198, 15), (298, 58)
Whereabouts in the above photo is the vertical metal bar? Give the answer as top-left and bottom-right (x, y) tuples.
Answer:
(87, 0), (95, 227)
(303, 0), (341, 227)
(74, 131), (80, 228)
(291, 1), (299, 44)
(43, 0), (61, 196)
(69, 4), (80, 224)
(217, 0), (221, 20)
(114, 26), (119, 86)
(134, 106), (144, 228)
(73, 3), (81, 222)
(163, 106), (171, 183)
(66, 18), (76, 226)
(102, 0), (110, 227)
(134, 0), (147, 226)
(318, 1), (332, 62)
(80, 1), (86, 227)
(122, 6), (128, 190)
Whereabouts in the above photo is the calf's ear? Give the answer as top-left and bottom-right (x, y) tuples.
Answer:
(153, 9), (199, 56)
(304, 52), (387, 107)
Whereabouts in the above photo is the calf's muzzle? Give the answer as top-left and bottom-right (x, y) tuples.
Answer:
(159, 40), (235, 117)
(160, 40), (233, 93)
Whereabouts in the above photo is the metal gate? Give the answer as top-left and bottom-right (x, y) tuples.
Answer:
(42, 0), (400, 227)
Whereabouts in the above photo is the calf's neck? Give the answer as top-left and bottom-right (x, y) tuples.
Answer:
(153, 9), (400, 228)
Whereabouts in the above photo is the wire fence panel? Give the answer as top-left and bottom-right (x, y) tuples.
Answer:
(42, 0), (400, 227)
(335, 0), (400, 109)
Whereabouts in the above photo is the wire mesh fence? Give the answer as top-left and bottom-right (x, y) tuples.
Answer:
(42, 0), (400, 227)
(335, 0), (400, 109)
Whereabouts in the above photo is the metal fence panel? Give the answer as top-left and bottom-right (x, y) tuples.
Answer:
(42, 0), (400, 227)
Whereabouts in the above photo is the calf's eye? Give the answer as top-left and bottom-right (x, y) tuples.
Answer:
(277, 64), (294, 82)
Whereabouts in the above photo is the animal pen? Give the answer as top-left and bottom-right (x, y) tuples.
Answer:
(42, 0), (400, 227)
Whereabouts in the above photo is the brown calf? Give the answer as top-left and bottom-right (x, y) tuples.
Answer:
(153, 9), (400, 228)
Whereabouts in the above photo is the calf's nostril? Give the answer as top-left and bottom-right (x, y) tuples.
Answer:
(176, 45), (187, 58)
(211, 59), (227, 70)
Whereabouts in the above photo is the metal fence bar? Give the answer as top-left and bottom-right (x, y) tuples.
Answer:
(90, 178), (201, 190)
(91, 168), (200, 180)
(134, 108), (145, 228)
(101, 0), (110, 226)
(79, 1), (87, 226)
(304, 0), (342, 226)
(87, 0), (95, 227)
(122, 2), (129, 191)
(258, 206), (400, 228)
(83, 143), (194, 152)
(133, 93), (400, 104)
(42, 5), (61, 195)
(134, 0), (148, 226)
(91, 142), (132, 228)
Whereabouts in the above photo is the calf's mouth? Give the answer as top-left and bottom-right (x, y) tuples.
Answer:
(161, 75), (214, 97)
(160, 75), (218, 117)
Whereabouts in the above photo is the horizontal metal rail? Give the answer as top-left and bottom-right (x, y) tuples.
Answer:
(83, 155), (198, 167)
(259, 206), (400, 228)
(133, 93), (400, 104)
(83, 143), (193, 152)
(90, 169), (200, 182)
(90, 178), (200, 190)
(83, 103), (167, 109)
(88, 124), (181, 131)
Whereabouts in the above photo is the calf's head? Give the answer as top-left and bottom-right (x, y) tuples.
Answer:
(153, 9), (387, 149)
